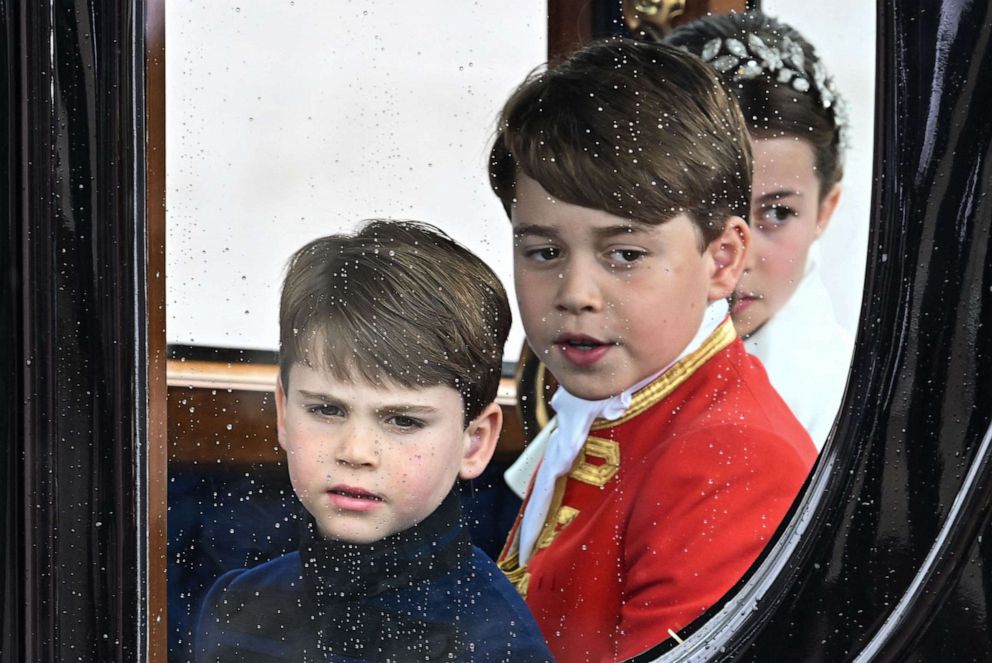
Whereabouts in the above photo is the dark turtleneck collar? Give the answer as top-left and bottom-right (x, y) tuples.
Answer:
(299, 489), (472, 661)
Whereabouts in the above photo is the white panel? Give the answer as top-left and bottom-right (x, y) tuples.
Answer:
(167, 2), (875, 353)
(166, 1), (546, 356)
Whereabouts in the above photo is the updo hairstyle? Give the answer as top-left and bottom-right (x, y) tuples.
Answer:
(666, 12), (845, 198)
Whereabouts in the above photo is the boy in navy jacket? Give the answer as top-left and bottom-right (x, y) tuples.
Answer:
(195, 220), (552, 662)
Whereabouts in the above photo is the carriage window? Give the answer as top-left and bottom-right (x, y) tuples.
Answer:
(164, 1), (873, 660)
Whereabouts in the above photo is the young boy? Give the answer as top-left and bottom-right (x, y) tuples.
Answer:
(194, 220), (553, 662)
(490, 40), (817, 661)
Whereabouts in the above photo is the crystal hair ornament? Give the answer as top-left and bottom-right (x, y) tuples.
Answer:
(696, 34), (849, 149)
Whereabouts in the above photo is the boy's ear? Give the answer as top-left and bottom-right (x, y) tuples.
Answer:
(705, 216), (750, 302)
(275, 376), (289, 451)
(459, 402), (503, 481)
(815, 182), (843, 238)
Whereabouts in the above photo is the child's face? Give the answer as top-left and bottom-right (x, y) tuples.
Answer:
(275, 363), (500, 543)
(732, 137), (842, 337)
(511, 175), (746, 400)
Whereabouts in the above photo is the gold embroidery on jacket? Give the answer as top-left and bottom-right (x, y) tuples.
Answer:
(537, 505), (580, 550)
(568, 436), (620, 486)
(498, 553), (531, 597)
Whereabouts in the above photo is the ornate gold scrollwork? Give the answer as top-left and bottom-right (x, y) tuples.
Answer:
(634, 0), (685, 19)
(625, 0), (687, 37)
(537, 505), (580, 550)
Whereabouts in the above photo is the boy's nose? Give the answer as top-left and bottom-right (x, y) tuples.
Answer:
(555, 264), (603, 314)
(334, 426), (380, 468)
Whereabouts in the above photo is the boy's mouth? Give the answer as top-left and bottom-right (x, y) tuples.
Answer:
(554, 334), (613, 366)
(328, 485), (383, 502)
(555, 333), (609, 347)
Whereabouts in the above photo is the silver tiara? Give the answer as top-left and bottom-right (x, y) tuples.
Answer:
(697, 34), (849, 149)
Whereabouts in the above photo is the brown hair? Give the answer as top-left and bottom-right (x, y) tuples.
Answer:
(278, 220), (511, 424)
(489, 38), (752, 246)
(666, 11), (845, 197)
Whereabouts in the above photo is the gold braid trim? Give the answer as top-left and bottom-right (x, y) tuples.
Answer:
(536, 505), (580, 550)
(498, 553), (531, 597)
(568, 437), (620, 487)
(534, 362), (551, 430)
(499, 452), (576, 597)
(591, 318), (736, 430)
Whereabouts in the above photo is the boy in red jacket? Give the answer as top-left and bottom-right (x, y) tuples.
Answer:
(490, 39), (816, 661)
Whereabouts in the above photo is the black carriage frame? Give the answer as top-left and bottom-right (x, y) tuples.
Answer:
(3, 1), (991, 661)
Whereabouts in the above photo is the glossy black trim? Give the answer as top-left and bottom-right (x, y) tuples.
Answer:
(632, 1), (992, 660)
(0, 1), (147, 661)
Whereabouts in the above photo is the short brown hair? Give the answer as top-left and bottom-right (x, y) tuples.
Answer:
(278, 220), (511, 424)
(666, 11), (844, 198)
(489, 38), (752, 246)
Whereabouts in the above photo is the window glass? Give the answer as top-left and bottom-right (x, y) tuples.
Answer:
(166, 1), (546, 357)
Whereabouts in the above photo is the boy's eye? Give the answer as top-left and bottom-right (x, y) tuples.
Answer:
(385, 415), (425, 430)
(523, 245), (561, 262)
(307, 404), (343, 418)
(607, 248), (646, 265)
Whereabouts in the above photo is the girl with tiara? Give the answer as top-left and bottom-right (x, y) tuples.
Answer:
(667, 12), (854, 450)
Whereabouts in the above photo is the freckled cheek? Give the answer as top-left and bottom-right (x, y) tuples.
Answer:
(394, 443), (432, 471)
(390, 466), (436, 504)
(394, 447), (456, 499)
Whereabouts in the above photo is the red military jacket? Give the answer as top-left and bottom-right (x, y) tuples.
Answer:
(498, 320), (817, 662)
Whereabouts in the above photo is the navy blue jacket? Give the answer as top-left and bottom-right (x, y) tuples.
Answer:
(194, 492), (552, 662)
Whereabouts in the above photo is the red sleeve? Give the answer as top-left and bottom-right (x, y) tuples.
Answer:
(614, 426), (812, 660)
